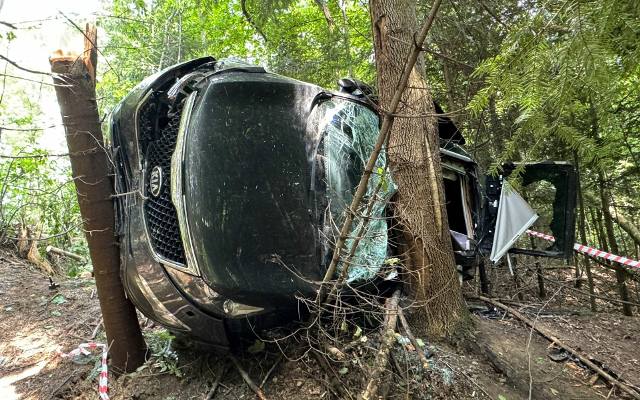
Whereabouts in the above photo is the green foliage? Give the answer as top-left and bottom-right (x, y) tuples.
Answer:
(140, 329), (182, 377)
(469, 0), (639, 168)
(0, 151), (85, 262)
(467, 0), (640, 249)
(98, 0), (374, 111)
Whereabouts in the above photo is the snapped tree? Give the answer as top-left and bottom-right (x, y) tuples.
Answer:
(50, 24), (146, 372)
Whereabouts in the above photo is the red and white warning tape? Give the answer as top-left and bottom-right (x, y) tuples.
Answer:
(526, 229), (640, 270)
(59, 342), (109, 400)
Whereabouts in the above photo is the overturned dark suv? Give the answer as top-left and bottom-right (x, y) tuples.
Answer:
(111, 57), (577, 349)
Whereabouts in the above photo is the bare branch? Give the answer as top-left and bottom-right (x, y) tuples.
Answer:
(314, 0), (335, 30)
(0, 54), (52, 76)
(240, 0), (268, 42)
(0, 20), (17, 29)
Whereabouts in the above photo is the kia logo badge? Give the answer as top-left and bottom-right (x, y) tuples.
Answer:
(149, 166), (163, 197)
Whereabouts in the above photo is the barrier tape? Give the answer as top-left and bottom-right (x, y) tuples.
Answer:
(526, 229), (640, 270)
(58, 342), (109, 400)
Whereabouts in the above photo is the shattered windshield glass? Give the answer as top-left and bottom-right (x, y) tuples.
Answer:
(311, 98), (397, 282)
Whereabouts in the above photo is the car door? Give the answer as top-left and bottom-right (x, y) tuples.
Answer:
(482, 161), (578, 262)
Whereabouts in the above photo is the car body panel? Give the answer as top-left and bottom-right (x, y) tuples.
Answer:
(183, 72), (325, 306)
(110, 58), (577, 349)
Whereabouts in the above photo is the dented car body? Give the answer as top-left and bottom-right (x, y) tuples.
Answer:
(111, 57), (576, 348)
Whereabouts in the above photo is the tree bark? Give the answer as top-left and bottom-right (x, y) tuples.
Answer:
(598, 173), (633, 316)
(50, 24), (146, 372)
(576, 162), (597, 311)
(370, 0), (467, 337)
(609, 207), (640, 248)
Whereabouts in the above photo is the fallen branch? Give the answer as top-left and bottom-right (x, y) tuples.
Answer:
(205, 362), (227, 400)
(228, 354), (267, 400)
(90, 317), (103, 340)
(477, 296), (640, 400)
(46, 245), (86, 263)
(538, 274), (640, 308)
(361, 289), (401, 400)
(398, 307), (429, 369)
(260, 355), (282, 389)
(311, 349), (351, 399)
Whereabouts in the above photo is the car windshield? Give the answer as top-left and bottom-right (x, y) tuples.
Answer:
(309, 97), (397, 282)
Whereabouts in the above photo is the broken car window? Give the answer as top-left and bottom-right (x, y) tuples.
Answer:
(310, 98), (397, 282)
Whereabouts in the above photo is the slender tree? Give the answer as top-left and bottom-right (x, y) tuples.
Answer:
(370, 0), (468, 337)
(50, 24), (146, 372)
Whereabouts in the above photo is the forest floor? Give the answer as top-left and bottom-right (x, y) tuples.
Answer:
(1, 246), (639, 399)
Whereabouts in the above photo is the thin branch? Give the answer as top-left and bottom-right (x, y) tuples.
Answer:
(477, 296), (640, 400)
(0, 73), (65, 86)
(398, 307), (429, 369)
(0, 124), (60, 132)
(0, 54), (52, 76)
(476, 0), (508, 28)
(240, 0), (268, 42)
(314, 0), (335, 30)
(424, 48), (475, 70)
(205, 362), (227, 400)
(0, 152), (70, 159)
(0, 21), (17, 29)
(228, 354), (268, 400)
(318, 0), (444, 302)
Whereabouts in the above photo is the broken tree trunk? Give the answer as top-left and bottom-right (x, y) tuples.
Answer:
(370, 0), (468, 338)
(50, 23), (146, 372)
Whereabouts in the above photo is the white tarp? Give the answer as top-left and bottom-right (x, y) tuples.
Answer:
(489, 181), (539, 262)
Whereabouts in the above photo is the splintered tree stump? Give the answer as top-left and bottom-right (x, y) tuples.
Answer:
(49, 22), (146, 373)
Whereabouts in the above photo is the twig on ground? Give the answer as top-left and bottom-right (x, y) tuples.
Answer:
(259, 354), (282, 389)
(440, 359), (492, 399)
(311, 349), (350, 399)
(397, 307), (429, 369)
(205, 362), (227, 400)
(228, 354), (268, 400)
(49, 372), (76, 399)
(477, 295), (640, 400)
(90, 317), (103, 340)
(361, 289), (401, 400)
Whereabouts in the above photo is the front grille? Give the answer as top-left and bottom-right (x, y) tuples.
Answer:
(143, 107), (186, 265)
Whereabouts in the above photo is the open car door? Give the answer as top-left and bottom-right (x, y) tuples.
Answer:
(482, 161), (577, 262)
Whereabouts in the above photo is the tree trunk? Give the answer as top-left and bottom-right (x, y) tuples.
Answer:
(576, 163), (597, 311)
(370, 0), (467, 338)
(50, 24), (146, 372)
(598, 173), (633, 316)
(609, 207), (640, 248)
(591, 208), (608, 252)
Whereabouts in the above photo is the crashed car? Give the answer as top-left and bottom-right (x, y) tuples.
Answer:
(110, 57), (576, 349)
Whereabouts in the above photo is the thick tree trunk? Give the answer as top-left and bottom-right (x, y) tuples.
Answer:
(370, 0), (467, 338)
(50, 24), (146, 372)
(598, 173), (633, 316)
